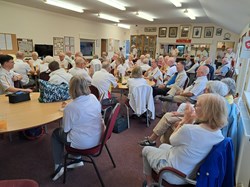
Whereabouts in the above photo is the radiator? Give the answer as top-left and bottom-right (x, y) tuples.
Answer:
(236, 97), (250, 187)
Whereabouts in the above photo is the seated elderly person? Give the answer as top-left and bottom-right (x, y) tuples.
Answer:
(221, 77), (236, 104)
(0, 55), (32, 94)
(140, 58), (151, 72)
(68, 57), (92, 85)
(144, 59), (163, 86)
(142, 93), (227, 186)
(139, 80), (229, 146)
(51, 75), (104, 181)
(214, 57), (230, 80)
(48, 61), (72, 85)
(186, 56), (200, 85)
(163, 57), (176, 82)
(159, 66), (209, 104)
(153, 61), (187, 98)
(127, 66), (147, 100)
(114, 57), (126, 77)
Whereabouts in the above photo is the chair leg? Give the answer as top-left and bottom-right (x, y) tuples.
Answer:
(125, 104), (130, 128)
(63, 153), (68, 184)
(105, 144), (116, 168)
(88, 156), (105, 187)
(146, 110), (149, 127)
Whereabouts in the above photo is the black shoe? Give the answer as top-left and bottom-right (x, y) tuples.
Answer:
(139, 139), (156, 147)
(159, 95), (173, 102)
(51, 165), (64, 181)
(142, 180), (147, 187)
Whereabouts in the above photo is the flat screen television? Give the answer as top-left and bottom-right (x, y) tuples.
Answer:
(34, 44), (53, 58)
(80, 40), (95, 56)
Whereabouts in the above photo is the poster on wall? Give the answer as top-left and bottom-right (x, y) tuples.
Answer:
(53, 37), (64, 56)
(17, 38), (33, 56)
(64, 36), (75, 54)
(240, 36), (250, 59)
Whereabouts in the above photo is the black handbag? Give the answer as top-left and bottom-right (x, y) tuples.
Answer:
(8, 91), (30, 103)
(113, 115), (128, 133)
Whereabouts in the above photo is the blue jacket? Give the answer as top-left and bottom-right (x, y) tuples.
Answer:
(221, 103), (238, 159)
(196, 138), (234, 187)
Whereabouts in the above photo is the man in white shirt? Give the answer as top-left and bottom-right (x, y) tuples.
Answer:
(48, 61), (72, 85)
(110, 53), (118, 69)
(225, 48), (236, 68)
(0, 55), (32, 94)
(92, 61), (117, 99)
(170, 45), (179, 57)
(69, 57), (92, 85)
(163, 57), (177, 82)
(13, 51), (35, 87)
(131, 45), (138, 59)
(140, 58), (151, 72)
(197, 47), (208, 58)
(30, 51), (42, 68)
(90, 54), (102, 73)
(136, 55), (145, 66)
(144, 59), (163, 86)
(58, 52), (68, 69)
(65, 51), (74, 68)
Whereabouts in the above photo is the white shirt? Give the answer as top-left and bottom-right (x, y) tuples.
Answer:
(92, 69), (117, 99)
(0, 67), (20, 95)
(171, 48), (179, 57)
(68, 67), (92, 85)
(64, 55), (74, 67)
(197, 50), (208, 58)
(140, 64), (151, 72)
(90, 59), (102, 72)
(59, 59), (68, 69)
(63, 94), (103, 149)
(13, 59), (31, 85)
(127, 78), (147, 100)
(167, 125), (224, 183)
(136, 59), (143, 66)
(31, 58), (42, 67)
(117, 64), (126, 76)
(147, 67), (163, 86)
(48, 68), (72, 85)
(166, 65), (177, 78)
(186, 63), (200, 74)
(39, 63), (49, 73)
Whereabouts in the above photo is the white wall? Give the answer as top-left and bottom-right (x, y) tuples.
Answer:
(130, 24), (239, 60)
(0, 1), (129, 57)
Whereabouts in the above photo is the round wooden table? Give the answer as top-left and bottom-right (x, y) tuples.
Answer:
(0, 93), (63, 133)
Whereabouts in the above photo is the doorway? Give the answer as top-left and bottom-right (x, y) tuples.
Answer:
(101, 39), (107, 55)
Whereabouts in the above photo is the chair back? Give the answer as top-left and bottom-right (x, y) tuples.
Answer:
(183, 77), (190, 89)
(89, 85), (100, 99)
(129, 84), (155, 119)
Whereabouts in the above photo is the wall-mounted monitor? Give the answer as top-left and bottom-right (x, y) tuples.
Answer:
(34, 44), (53, 58)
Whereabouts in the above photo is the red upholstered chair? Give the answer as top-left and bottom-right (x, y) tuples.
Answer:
(0, 179), (39, 187)
(63, 103), (121, 187)
(89, 85), (100, 100)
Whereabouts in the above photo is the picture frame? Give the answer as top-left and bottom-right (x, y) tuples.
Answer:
(204, 27), (214, 38)
(179, 25), (191, 38)
(192, 26), (202, 38)
(169, 27), (178, 38)
(216, 28), (223, 36)
(158, 27), (167, 38)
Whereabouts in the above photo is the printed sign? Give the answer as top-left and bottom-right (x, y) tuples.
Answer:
(240, 36), (250, 59)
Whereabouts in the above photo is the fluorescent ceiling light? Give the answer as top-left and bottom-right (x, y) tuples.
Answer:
(136, 11), (154, 22)
(97, 0), (126, 11)
(44, 0), (84, 13)
(98, 13), (120, 22)
(117, 23), (130, 29)
(169, 0), (182, 7)
(184, 9), (196, 20)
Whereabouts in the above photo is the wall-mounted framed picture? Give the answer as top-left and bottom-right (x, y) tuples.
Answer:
(179, 25), (191, 38)
(169, 27), (178, 38)
(192, 26), (202, 38)
(158, 27), (167, 38)
(144, 27), (157, 32)
(204, 27), (214, 38)
(216, 28), (223, 36)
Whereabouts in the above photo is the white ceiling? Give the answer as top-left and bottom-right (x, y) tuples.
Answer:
(3, 0), (250, 34)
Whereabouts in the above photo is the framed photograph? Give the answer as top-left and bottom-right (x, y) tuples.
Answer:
(169, 27), (178, 38)
(216, 28), (223, 36)
(192, 26), (202, 38)
(204, 27), (214, 38)
(158, 27), (167, 38)
(180, 25), (191, 38)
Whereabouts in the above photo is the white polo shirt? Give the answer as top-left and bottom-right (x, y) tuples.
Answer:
(68, 67), (92, 84)
(0, 67), (20, 95)
(48, 68), (73, 85)
(92, 69), (117, 99)
(13, 59), (31, 85)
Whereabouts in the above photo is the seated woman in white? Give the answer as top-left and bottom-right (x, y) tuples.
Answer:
(51, 75), (104, 181)
(114, 57), (126, 77)
(142, 93), (227, 186)
(127, 66), (147, 100)
(48, 61), (72, 85)
(144, 59), (163, 86)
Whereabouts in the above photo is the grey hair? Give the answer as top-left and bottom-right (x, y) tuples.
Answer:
(206, 81), (229, 97)
(43, 56), (54, 64)
(221, 78), (236, 95)
(69, 75), (90, 99)
(131, 66), (142, 78)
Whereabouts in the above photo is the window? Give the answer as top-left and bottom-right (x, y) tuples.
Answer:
(80, 39), (95, 57)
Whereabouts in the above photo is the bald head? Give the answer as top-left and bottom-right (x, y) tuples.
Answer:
(75, 57), (86, 68)
(102, 61), (111, 71)
(65, 51), (72, 57)
(16, 51), (24, 59)
(167, 57), (175, 66)
(197, 66), (209, 77)
(75, 51), (83, 58)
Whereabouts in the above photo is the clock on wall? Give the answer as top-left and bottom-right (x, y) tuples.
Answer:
(224, 33), (231, 40)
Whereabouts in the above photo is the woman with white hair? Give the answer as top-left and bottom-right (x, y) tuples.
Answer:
(51, 75), (104, 181)
(221, 78), (236, 104)
(38, 55), (54, 73)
